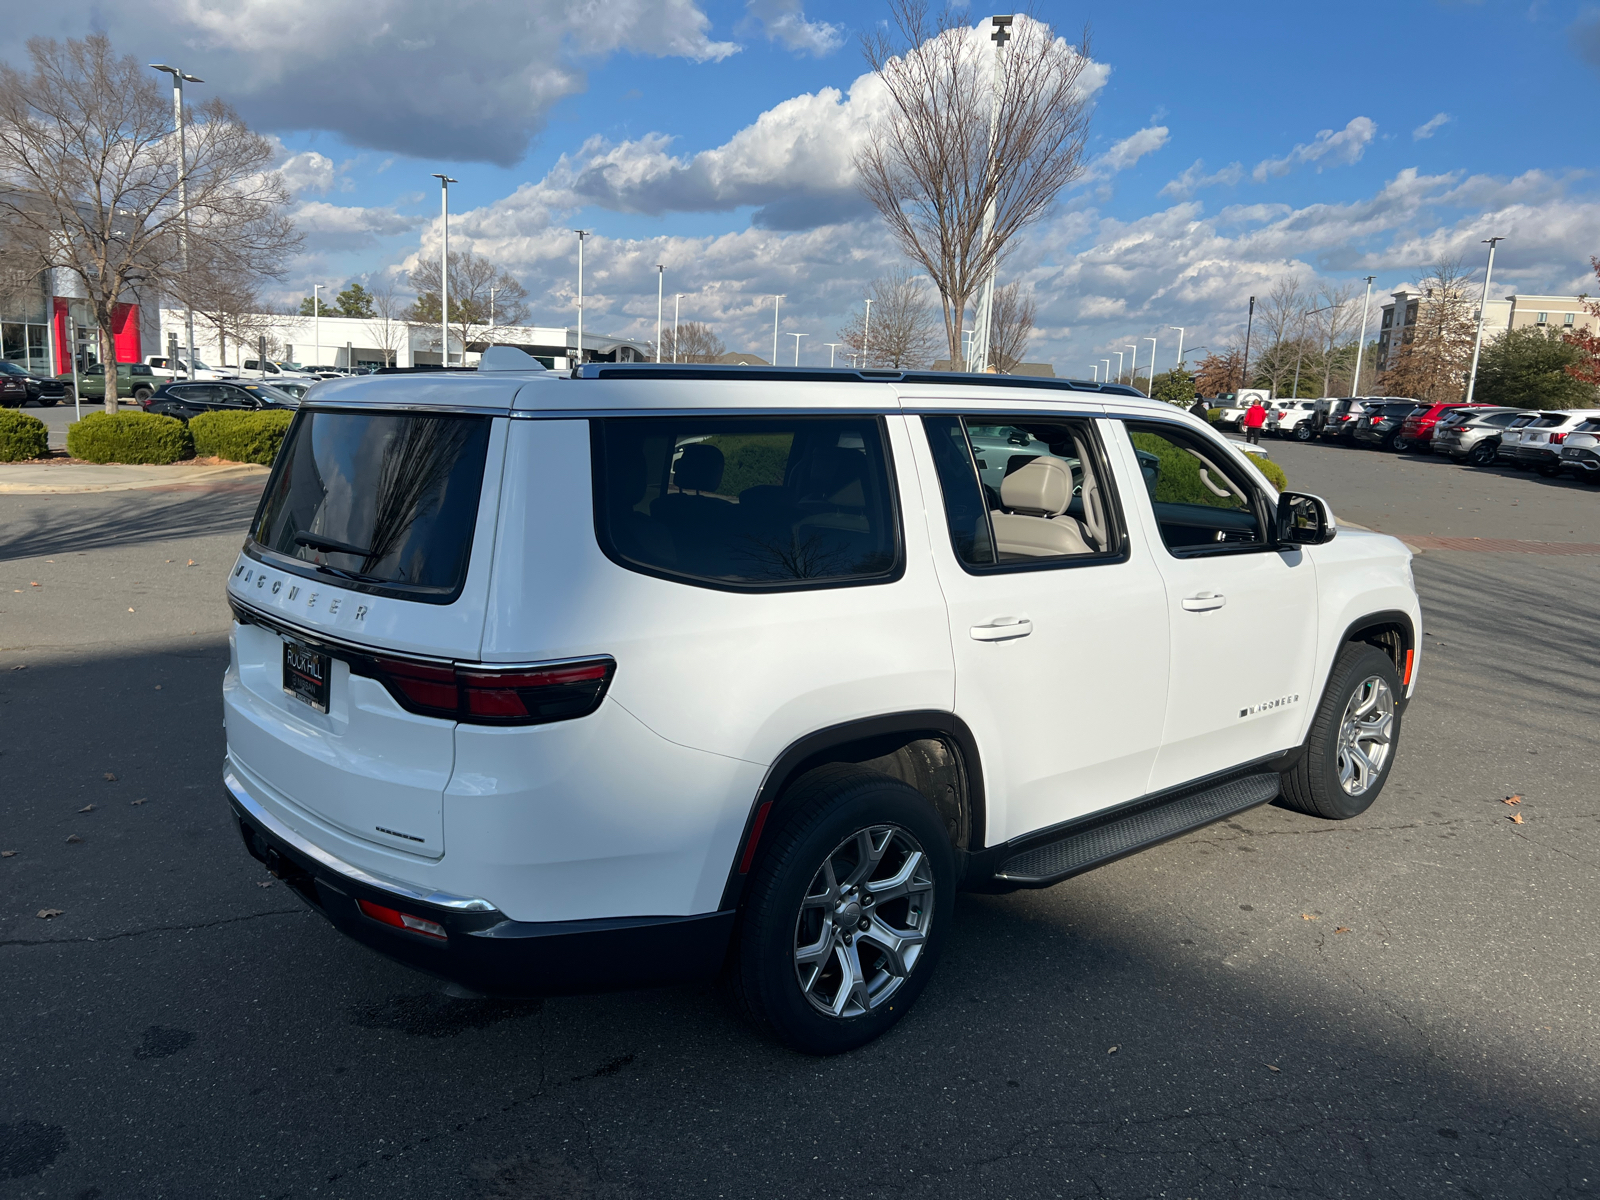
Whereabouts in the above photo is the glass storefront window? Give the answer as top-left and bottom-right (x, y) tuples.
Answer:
(0, 275), (51, 373)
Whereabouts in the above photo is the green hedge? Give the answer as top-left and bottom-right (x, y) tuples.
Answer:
(190, 410), (294, 465)
(0, 410), (49, 462)
(66, 411), (193, 464)
(1206, 407), (1223, 423)
(1254, 456), (1288, 492)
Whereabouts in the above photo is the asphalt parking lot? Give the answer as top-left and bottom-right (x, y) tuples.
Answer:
(2, 438), (1597, 1199)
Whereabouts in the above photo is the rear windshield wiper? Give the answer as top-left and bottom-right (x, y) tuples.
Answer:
(310, 561), (390, 585)
(294, 531), (372, 558)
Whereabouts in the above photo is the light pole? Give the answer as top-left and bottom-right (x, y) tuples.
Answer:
(1349, 275), (1377, 396)
(1291, 306), (1334, 398)
(825, 342), (842, 367)
(966, 13), (1013, 372)
(1142, 336), (1157, 392)
(788, 332), (807, 366)
(1114, 351), (1124, 382)
(1464, 240), (1504, 405)
(313, 283), (324, 370)
(150, 64), (202, 382)
(862, 298), (873, 369)
(655, 266), (664, 362)
(673, 294), (683, 362)
(1125, 344), (1138, 385)
(1091, 364), (1099, 382)
(1102, 358), (1111, 382)
(573, 229), (590, 371)
(1168, 326), (1185, 373)
(489, 286), (497, 330)
(772, 295), (781, 365)
(1240, 295), (1256, 393)
(430, 173), (457, 365)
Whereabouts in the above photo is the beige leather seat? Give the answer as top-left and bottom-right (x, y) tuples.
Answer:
(990, 457), (1091, 558)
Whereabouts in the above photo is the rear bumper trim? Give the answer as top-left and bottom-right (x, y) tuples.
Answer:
(224, 769), (495, 912)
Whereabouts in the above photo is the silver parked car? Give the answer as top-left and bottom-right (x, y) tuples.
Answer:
(1557, 416), (1600, 483)
(1431, 408), (1529, 466)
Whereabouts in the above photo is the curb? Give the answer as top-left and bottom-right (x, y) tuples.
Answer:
(0, 461), (270, 494)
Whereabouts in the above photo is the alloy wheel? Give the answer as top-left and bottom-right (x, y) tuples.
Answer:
(793, 825), (934, 1019)
(1336, 676), (1395, 797)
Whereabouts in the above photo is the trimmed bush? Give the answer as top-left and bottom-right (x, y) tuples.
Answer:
(1206, 407), (1223, 423)
(1255, 456), (1288, 492)
(0, 409), (49, 462)
(66, 411), (193, 464)
(190, 409), (294, 465)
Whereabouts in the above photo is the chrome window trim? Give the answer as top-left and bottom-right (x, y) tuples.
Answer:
(225, 770), (497, 913)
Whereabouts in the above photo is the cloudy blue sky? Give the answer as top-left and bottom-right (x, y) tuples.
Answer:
(11, 0), (1600, 372)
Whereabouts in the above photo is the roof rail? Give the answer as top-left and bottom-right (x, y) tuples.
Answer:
(576, 362), (1148, 398)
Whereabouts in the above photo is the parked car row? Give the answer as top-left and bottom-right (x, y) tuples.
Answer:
(1225, 393), (1600, 483)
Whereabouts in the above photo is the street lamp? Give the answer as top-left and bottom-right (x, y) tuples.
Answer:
(771, 295), (781, 365)
(1168, 326), (1185, 374)
(788, 332), (807, 366)
(150, 64), (202, 382)
(313, 283), (325, 370)
(1142, 336), (1157, 391)
(1292, 305), (1336, 399)
(1091, 364), (1099, 382)
(655, 266), (664, 362)
(1114, 350), (1124, 382)
(430, 173), (457, 365)
(573, 230), (591, 371)
(1125, 344), (1138, 386)
(824, 342), (842, 367)
(673, 294), (683, 363)
(862, 298), (873, 369)
(489, 286), (497, 330)
(1240, 295), (1256, 392)
(1464, 241), (1504, 405)
(1102, 358), (1111, 382)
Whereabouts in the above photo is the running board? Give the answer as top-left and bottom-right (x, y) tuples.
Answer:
(995, 772), (1282, 885)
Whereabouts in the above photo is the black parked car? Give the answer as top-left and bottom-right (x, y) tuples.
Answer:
(141, 379), (301, 419)
(0, 361), (69, 407)
(1352, 401), (1424, 451)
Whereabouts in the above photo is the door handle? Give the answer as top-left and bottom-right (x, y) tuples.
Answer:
(1181, 592), (1227, 612)
(970, 618), (1033, 641)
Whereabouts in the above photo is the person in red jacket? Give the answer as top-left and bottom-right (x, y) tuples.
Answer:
(1243, 399), (1267, 445)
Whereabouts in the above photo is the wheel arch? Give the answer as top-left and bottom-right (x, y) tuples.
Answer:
(1336, 609), (1415, 701)
(717, 711), (987, 911)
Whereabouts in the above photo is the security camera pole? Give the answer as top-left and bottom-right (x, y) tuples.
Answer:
(1463, 241), (1503, 405)
(574, 230), (590, 372)
(150, 64), (202, 382)
(656, 266), (665, 362)
(431, 174), (457, 365)
(1240, 295), (1256, 392)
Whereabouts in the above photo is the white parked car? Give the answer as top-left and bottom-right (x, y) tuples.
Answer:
(223, 353), (1422, 1054)
(1557, 416), (1600, 482)
(239, 358), (320, 384)
(145, 354), (236, 382)
(1267, 399), (1322, 441)
(1511, 410), (1598, 476)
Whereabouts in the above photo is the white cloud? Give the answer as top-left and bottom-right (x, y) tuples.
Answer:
(6, 0), (739, 165)
(293, 201), (423, 250)
(743, 0), (845, 56)
(277, 151), (340, 197)
(1160, 158), (1244, 199)
(1413, 112), (1452, 140)
(1081, 126), (1169, 182)
(1252, 116), (1377, 181)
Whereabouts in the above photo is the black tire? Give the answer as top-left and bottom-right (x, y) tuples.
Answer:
(1389, 435), (1407, 452)
(1537, 463), (1562, 478)
(1468, 440), (1497, 467)
(1279, 643), (1403, 821)
(1294, 422), (1314, 442)
(732, 765), (954, 1055)
(133, 386), (153, 401)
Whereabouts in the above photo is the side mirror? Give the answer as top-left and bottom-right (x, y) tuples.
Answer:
(1276, 491), (1336, 546)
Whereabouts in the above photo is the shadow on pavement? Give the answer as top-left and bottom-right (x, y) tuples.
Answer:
(0, 485), (262, 563)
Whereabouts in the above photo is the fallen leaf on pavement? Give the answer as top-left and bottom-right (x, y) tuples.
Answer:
(257, 880), (274, 888)
(9, 664), (25, 671)
(29, 582), (39, 587)
(1502, 795), (1522, 805)
(127, 607), (134, 613)
(2, 850), (16, 857)
(1107, 1045), (1119, 1055)
(103, 772), (116, 782)
(1509, 812), (1524, 824)
(1302, 913), (1317, 921)
(1334, 927), (1351, 934)
(78, 804), (94, 813)
(36, 909), (63, 919)
(186, 559), (197, 567)
(131, 798), (146, 806)
(1267, 1065), (1281, 1072)
(65, 834), (82, 844)
(153, 685), (161, 691)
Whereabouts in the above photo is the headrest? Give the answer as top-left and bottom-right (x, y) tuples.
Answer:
(1000, 456), (1071, 517)
(792, 447), (866, 505)
(674, 442), (724, 493)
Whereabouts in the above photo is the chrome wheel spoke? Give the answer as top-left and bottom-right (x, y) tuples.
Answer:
(831, 941), (870, 1017)
(866, 849), (927, 904)
(858, 914), (924, 978)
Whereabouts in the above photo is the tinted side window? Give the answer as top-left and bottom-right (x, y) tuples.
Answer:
(1124, 422), (1264, 554)
(593, 416), (900, 591)
(922, 415), (1121, 569)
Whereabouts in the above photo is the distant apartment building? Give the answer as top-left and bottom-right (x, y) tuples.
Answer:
(1375, 285), (1594, 372)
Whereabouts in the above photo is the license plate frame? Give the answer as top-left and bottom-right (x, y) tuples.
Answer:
(282, 639), (332, 714)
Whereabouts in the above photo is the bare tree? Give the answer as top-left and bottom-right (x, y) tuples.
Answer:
(363, 277), (409, 367)
(0, 35), (298, 412)
(409, 250), (528, 360)
(856, 4), (1092, 367)
(988, 280), (1037, 373)
(1251, 275), (1306, 397)
(1380, 257), (1478, 402)
(1309, 281), (1360, 396)
(659, 321), (725, 363)
(838, 267), (941, 368)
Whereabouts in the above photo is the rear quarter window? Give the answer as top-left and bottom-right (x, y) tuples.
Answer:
(592, 415), (901, 591)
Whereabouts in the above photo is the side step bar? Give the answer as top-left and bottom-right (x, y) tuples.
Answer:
(995, 772), (1282, 885)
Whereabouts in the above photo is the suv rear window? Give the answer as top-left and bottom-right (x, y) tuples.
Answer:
(250, 410), (493, 603)
(592, 415), (900, 590)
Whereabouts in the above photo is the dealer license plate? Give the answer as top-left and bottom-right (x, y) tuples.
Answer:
(282, 640), (331, 713)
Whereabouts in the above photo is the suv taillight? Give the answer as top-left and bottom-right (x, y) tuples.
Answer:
(362, 655), (615, 726)
(1550, 432), (1568, 445)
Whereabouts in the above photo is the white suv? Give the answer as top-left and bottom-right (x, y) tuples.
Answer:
(1267, 399), (1322, 440)
(223, 353), (1422, 1054)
